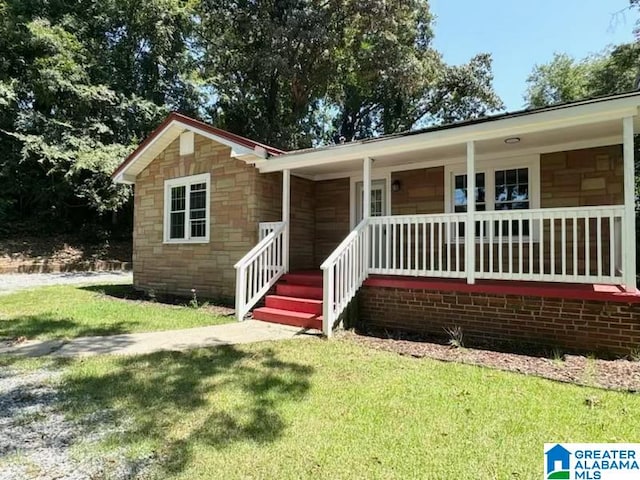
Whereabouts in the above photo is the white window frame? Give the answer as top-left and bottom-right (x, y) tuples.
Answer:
(444, 155), (541, 241)
(163, 173), (211, 244)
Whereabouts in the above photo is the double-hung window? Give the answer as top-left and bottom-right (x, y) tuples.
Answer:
(164, 173), (211, 243)
(447, 157), (539, 239)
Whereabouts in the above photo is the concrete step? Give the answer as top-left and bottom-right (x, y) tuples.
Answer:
(252, 307), (322, 330)
(276, 283), (323, 300)
(265, 295), (323, 315)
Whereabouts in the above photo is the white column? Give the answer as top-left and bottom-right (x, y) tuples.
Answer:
(466, 141), (476, 284)
(282, 169), (291, 273)
(363, 157), (372, 220)
(363, 157), (373, 277)
(623, 117), (636, 291)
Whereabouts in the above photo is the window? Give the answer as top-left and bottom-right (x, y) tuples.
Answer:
(164, 173), (210, 243)
(495, 168), (529, 211)
(445, 157), (539, 239)
(495, 167), (530, 235)
(454, 173), (485, 236)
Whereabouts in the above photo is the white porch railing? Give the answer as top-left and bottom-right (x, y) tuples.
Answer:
(234, 221), (286, 321)
(365, 206), (624, 284)
(320, 218), (370, 337)
(259, 221), (283, 240)
(368, 213), (467, 278)
(473, 205), (624, 284)
(319, 205), (626, 336)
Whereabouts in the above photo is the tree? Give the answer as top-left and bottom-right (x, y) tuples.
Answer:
(0, 0), (201, 235)
(524, 43), (640, 108)
(198, 0), (503, 148)
(330, 2), (502, 141)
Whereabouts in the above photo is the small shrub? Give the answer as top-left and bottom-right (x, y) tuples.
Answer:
(444, 326), (464, 349)
(189, 289), (199, 309)
(188, 289), (209, 309)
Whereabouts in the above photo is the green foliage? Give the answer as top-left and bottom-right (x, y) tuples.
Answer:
(524, 43), (640, 108)
(0, 0), (199, 236)
(331, 3), (503, 140)
(0, 0), (504, 232)
(199, 0), (503, 148)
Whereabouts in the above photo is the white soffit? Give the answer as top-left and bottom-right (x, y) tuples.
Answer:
(258, 94), (640, 174)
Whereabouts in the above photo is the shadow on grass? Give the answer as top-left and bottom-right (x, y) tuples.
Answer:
(81, 284), (236, 312)
(0, 313), (137, 340)
(80, 283), (138, 300)
(60, 345), (313, 476)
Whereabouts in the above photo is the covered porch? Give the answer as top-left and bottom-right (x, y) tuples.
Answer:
(236, 93), (640, 337)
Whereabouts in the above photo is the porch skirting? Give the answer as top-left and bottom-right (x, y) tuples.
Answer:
(358, 276), (640, 356)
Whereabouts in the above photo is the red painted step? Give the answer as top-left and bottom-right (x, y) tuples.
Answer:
(281, 272), (323, 287)
(252, 307), (322, 330)
(265, 295), (323, 315)
(276, 283), (323, 300)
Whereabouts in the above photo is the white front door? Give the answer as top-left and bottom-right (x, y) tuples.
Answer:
(356, 180), (388, 269)
(356, 180), (387, 223)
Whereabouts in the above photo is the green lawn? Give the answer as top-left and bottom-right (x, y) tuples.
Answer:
(6, 338), (638, 479)
(0, 284), (231, 340)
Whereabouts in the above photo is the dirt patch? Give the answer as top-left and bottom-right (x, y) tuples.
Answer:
(0, 236), (132, 273)
(343, 331), (640, 392)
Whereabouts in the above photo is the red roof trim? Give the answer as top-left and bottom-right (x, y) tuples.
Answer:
(363, 275), (640, 304)
(112, 112), (284, 179)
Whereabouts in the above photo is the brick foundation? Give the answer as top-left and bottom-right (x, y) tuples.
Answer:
(358, 279), (640, 356)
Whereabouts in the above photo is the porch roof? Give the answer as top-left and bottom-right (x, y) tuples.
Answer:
(258, 91), (640, 179)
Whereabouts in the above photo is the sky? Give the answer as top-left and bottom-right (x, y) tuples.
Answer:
(430, 0), (639, 111)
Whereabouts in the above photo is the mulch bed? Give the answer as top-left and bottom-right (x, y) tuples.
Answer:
(342, 331), (640, 392)
(92, 285), (236, 316)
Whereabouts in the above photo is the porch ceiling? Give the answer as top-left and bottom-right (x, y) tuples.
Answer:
(291, 117), (634, 180)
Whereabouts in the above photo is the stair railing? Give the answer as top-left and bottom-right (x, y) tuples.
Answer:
(235, 221), (287, 321)
(320, 218), (370, 337)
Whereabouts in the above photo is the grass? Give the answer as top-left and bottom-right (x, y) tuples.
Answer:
(5, 338), (639, 479)
(0, 283), (231, 340)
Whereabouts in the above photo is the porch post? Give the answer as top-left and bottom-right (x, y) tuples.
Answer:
(282, 169), (291, 273)
(466, 141), (476, 284)
(363, 157), (372, 220)
(363, 157), (373, 275)
(623, 116), (636, 291)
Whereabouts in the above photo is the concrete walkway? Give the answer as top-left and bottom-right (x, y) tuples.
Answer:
(0, 320), (314, 357)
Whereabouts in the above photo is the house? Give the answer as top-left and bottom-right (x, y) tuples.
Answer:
(113, 92), (640, 356)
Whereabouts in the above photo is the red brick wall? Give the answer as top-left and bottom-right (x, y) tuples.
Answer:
(359, 285), (640, 356)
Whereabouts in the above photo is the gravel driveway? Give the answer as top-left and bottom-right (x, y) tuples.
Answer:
(0, 366), (155, 480)
(0, 271), (133, 295)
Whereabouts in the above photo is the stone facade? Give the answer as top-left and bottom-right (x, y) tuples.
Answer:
(133, 134), (272, 299)
(314, 178), (351, 266)
(291, 176), (316, 270)
(391, 166), (444, 215)
(540, 144), (623, 208)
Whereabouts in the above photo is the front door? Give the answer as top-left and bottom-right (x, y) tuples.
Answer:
(356, 180), (387, 269)
(356, 180), (387, 223)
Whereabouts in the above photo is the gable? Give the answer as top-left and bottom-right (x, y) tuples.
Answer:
(112, 112), (283, 184)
